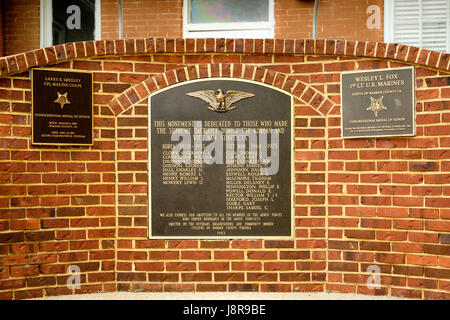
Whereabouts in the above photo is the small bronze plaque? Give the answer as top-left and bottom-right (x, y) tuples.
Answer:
(341, 67), (416, 138)
(32, 69), (93, 145)
(149, 79), (293, 239)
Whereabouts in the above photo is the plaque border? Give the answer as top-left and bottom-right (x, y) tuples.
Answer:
(340, 66), (416, 139)
(31, 68), (94, 146)
(147, 78), (295, 239)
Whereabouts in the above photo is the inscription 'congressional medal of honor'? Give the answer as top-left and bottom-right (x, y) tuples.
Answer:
(341, 66), (416, 138)
(32, 68), (93, 146)
(149, 79), (293, 239)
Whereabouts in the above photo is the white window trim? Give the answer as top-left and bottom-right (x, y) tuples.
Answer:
(95, 0), (101, 41)
(383, 0), (393, 44)
(384, 0), (450, 52)
(40, 0), (101, 48)
(183, 0), (275, 39)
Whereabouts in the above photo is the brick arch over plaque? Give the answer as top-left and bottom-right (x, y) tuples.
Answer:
(113, 62), (331, 293)
(108, 63), (336, 116)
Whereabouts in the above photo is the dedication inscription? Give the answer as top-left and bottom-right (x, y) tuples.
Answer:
(32, 69), (93, 145)
(149, 80), (293, 238)
(341, 67), (415, 138)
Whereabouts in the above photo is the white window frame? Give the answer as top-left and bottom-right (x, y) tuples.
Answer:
(183, 0), (274, 39)
(40, 0), (101, 48)
(384, 0), (450, 52)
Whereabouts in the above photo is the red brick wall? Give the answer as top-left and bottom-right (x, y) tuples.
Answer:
(101, 0), (120, 40)
(1, 0), (384, 56)
(2, 0), (40, 57)
(0, 39), (449, 300)
(274, 0), (384, 41)
(316, 0), (384, 42)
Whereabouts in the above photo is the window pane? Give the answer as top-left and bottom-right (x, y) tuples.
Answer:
(422, 21), (447, 51)
(421, 0), (448, 51)
(422, 0), (448, 20)
(190, 0), (269, 23)
(52, 0), (96, 45)
(393, 22), (420, 46)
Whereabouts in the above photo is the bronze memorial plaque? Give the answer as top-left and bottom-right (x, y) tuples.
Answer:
(341, 66), (416, 138)
(149, 79), (293, 238)
(32, 69), (93, 145)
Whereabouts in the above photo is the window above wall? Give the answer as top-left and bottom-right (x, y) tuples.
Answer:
(41, 0), (101, 47)
(384, 0), (450, 52)
(183, 0), (274, 38)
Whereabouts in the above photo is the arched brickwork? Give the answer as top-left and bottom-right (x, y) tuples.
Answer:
(114, 64), (330, 294)
(0, 38), (448, 77)
(109, 63), (336, 117)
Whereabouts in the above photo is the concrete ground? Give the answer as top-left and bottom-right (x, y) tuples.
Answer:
(32, 291), (408, 300)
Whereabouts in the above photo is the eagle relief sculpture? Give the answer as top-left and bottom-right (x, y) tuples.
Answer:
(186, 89), (254, 113)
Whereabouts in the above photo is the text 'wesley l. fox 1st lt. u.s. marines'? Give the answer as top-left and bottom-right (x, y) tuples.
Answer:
(341, 66), (416, 139)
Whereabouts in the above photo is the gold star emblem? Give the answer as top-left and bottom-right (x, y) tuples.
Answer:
(366, 96), (387, 117)
(54, 92), (71, 109)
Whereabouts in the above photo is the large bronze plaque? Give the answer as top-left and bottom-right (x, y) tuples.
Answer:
(149, 79), (293, 238)
(32, 69), (93, 145)
(341, 67), (416, 138)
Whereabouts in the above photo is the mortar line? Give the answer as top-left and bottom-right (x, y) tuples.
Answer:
(114, 115), (119, 292)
